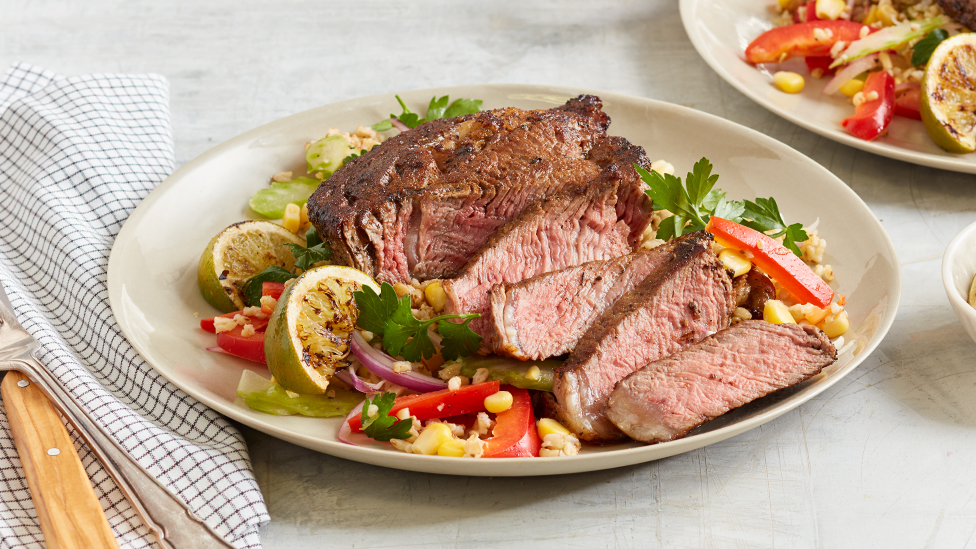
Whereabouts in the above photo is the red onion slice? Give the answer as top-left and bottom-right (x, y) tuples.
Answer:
(333, 362), (387, 394)
(206, 346), (230, 354)
(824, 54), (879, 95)
(389, 118), (410, 132)
(350, 331), (447, 393)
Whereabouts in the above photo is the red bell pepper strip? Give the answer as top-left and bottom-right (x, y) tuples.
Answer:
(482, 387), (540, 458)
(706, 217), (834, 308)
(842, 70), (894, 140)
(216, 325), (267, 364)
(804, 0), (820, 21)
(346, 381), (501, 432)
(200, 311), (269, 333)
(894, 83), (922, 120)
(805, 56), (837, 76)
(745, 21), (873, 64)
(262, 281), (285, 300)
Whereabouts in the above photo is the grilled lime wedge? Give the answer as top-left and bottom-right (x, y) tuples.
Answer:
(198, 220), (303, 312)
(921, 33), (976, 154)
(264, 266), (379, 394)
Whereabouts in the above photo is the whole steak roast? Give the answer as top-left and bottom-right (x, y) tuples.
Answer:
(306, 95), (653, 284)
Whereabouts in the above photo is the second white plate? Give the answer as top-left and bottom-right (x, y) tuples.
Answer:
(680, 0), (976, 174)
(108, 84), (901, 476)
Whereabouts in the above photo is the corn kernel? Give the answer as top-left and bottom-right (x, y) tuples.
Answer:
(815, 0), (846, 20)
(526, 365), (541, 381)
(412, 423), (454, 455)
(819, 309), (849, 338)
(862, 4), (880, 25)
(424, 281), (448, 312)
(773, 71), (805, 94)
(299, 203), (310, 227)
(537, 418), (572, 439)
(839, 78), (865, 97)
(437, 438), (466, 457)
(764, 299), (796, 325)
(718, 249), (752, 277)
(283, 203), (301, 233)
(484, 390), (514, 414)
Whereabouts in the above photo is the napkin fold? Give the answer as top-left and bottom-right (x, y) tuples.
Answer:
(0, 63), (269, 548)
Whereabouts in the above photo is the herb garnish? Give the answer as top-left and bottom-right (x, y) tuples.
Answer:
(911, 28), (949, 66)
(241, 266), (295, 307)
(361, 392), (413, 441)
(285, 226), (332, 272)
(372, 95), (483, 131)
(635, 157), (808, 256)
(353, 282), (482, 362)
(240, 227), (332, 306)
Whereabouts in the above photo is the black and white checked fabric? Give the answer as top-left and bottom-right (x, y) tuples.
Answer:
(0, 63), (269, 548)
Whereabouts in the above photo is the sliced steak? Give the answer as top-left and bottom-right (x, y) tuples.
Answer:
(551, 232), (735, 442)
(442, 178), (638, 347)
(488, 240), (681, 361)
(607, 321), (837, 443)
(306, 95), (652, 283)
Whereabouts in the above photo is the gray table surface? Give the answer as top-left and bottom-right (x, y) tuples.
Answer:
(6, 0), (976, 547)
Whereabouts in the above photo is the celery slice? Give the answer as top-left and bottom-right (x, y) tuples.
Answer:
(831, 17), (946, 68)
(236, 370), (363, 417)
(248, 176), (319, 218)
(459, 356), (560, 392)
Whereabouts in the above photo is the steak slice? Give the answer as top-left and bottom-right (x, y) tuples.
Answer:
(606, 321), (837, 444)
(488, 239), (682, 361)
(551, 232), (735, 442)
(306, 95), (652, 283)
(442, 178), (638, 348)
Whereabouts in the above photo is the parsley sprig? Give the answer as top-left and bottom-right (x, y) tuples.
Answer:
(361, 392), (413, 441)
(372, 95), (483, 131)
(285, 226), (332, 272)
(354, 282), (482, 362)
(635, 157), (808, 256)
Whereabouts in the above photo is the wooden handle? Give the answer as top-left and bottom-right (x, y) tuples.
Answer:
(1, 371), (119, 549)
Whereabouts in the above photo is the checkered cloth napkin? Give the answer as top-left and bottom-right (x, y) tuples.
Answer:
(0, 63), (269, 548)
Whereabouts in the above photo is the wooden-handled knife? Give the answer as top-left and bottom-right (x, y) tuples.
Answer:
(2, 370), (119, 549)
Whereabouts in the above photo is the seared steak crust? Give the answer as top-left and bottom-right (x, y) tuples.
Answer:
(939, 0), (976, 30)
(443, 178), (640, 348)
(551, 232), (735, 442)
(488, 241), (679, 361)
(606, 321), (837, 444)
(306, 95), (652, 283)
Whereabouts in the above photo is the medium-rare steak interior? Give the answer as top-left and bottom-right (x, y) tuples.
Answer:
(442, 178), (646, 347)
(606, 321), (837, 444)
(551, 231), (736, 443)
(488, 239), (679, 361)
(306, 95), (652, 284)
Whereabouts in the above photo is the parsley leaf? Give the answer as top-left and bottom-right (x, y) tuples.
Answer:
(372, 95), (483, 131)
(741, 198), (809, 256)
(912, 29), (949, 66)
(353, 282), (482, 362)
(635, 157), (735, 238)
(635, 158), (808, 256)
(436, 317), (483, 361)
(286, 226), (333, 272)
(361, 392), (413, 441)
(240, 266), (295, 307)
